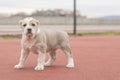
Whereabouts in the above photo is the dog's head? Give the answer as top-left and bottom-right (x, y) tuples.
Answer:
(19, 17), (39, 39)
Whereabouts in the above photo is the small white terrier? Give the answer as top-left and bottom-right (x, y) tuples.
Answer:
(14, 17), (74, 71)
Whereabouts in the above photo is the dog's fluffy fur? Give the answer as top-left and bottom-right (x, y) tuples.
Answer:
(14, 17), (74, 71)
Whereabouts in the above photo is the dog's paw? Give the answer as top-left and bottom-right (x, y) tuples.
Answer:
(44, 62), (52, 66)
(34, 65), (44, 71)
(66, 63), (74, 68)
(14, 64), (24, 69)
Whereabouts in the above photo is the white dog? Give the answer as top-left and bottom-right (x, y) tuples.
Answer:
(14, 17), (74, 71)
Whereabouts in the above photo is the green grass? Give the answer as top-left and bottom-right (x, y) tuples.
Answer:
(0, 32), (120, 38)
(69, 31), (120, 36)
(0, 34), (21, 38)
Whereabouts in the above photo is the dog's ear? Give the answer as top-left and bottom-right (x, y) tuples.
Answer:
(35, 19), (40, 26)
(19, 20), (23, 26)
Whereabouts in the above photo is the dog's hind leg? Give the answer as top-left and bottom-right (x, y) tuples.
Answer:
(61, 46), (74, 68)
(45, 51), (56, 66)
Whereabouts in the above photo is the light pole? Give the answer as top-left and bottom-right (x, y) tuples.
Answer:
(73, 0), (77, 35)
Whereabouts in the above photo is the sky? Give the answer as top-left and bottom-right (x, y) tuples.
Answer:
(0, 0), (120, 18)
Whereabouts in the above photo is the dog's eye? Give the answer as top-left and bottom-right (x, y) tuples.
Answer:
(32, 23), (35, 26)
(23, 24), (27, 27)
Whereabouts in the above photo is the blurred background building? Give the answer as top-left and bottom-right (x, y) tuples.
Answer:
(0, 9), (120, 25)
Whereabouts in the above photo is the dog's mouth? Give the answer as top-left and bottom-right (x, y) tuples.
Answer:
(26, 33), (33, 39)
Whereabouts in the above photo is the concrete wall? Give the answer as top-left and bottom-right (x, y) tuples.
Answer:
(0, 16), (120, 25)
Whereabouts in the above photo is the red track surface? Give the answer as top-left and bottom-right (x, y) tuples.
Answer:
(0, 36), (120, 80)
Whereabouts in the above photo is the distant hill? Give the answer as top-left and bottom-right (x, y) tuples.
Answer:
(100, 15), (120, 19)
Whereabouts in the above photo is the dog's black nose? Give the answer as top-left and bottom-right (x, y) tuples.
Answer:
(27, 28), (32, 33)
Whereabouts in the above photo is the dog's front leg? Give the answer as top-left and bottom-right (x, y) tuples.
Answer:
(34, 51), (45, 71)
(14, 49), (29, 69)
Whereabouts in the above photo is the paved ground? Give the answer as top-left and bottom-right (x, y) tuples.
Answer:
(0, 36), (120, 80)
